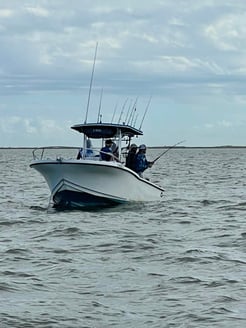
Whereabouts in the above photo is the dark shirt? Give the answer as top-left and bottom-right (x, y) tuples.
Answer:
(77, 148), (83, 159)
(100, 146), (112, 161)
(125, 150), (136, 170)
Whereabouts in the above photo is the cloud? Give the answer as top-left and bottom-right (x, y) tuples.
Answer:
(25, 6), (50, 17)
(204, 13), (246, 51)
(203, 120), (242, 130)
(0, 1), (236, 83)
(204, 123), (214, 129)
(0, 9), (13, 18)
(1, 0), (246, 146)
(218, 120), (233, 127)
(0, 114), (77, 147)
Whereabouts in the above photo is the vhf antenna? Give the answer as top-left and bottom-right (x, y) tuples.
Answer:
(84, 42), (98, 123)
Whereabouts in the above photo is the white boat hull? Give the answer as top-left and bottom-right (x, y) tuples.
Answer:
(30, 159), (164, 208)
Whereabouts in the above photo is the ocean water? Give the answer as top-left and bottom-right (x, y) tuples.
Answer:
(0, 148), (246, 328)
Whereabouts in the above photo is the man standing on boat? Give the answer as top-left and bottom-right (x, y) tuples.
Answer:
(100, 139), (113, 161)
(125, 143), (138, 170)
(134, 144), (153, 177)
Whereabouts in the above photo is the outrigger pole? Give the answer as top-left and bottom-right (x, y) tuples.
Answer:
(84, 42), (98, 123)
(152, 140), (186, 164)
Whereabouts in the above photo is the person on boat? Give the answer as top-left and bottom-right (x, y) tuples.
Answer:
(100, 139), (113, 161)
(111, 141), (119, 159)
(77, 138), (93, 159)
(125, 143), (138, 170)
(77, 148), (83, 159)
(134, 144), (153, 177)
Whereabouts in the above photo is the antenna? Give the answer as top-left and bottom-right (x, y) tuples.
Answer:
(84, 42), (98, 123)
(139, 95), (151, 130)
(97, 88), (103, 123)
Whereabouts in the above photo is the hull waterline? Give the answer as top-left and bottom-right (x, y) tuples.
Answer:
(53, 190), (127, 209)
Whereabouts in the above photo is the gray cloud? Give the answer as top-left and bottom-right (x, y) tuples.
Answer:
(1, 0), (246, 146)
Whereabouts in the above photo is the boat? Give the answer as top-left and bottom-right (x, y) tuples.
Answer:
(30, 45), (164, 209)
(30, 122), (164, 209)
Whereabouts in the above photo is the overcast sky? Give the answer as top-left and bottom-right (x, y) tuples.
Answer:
(1, 0), (246, 147)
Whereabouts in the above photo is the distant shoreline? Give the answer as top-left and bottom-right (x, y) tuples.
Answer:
(1, 146), (246, 150)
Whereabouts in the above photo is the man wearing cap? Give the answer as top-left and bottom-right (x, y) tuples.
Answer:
(125, 143), (138, 170)
(134, 144), (153, 177)
(100, 139), (113, 161)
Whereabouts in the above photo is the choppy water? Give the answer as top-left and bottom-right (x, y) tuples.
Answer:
(0, 148), (246, 327)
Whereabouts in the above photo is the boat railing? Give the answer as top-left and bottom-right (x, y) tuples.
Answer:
(32, 147), (47, 160)
(32, 146), (96, 160)
(32, 146), (128, 162)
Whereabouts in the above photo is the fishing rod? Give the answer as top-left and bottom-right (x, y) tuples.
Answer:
(152, 140), (186, 164)
(118, 98), (128, 124)
(129, 107), (137, 126)
(139, 95), (152, 130)
(111, 101), (118, 123)
(133, 113), (138, 127)
(124, 99), (132, 124)
(127, 97), (138, 125)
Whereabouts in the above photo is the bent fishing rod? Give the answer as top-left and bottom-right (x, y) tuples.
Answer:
(152, 140), (186, 164)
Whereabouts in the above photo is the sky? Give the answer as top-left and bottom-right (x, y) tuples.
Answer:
(1, 0), (246, 147)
